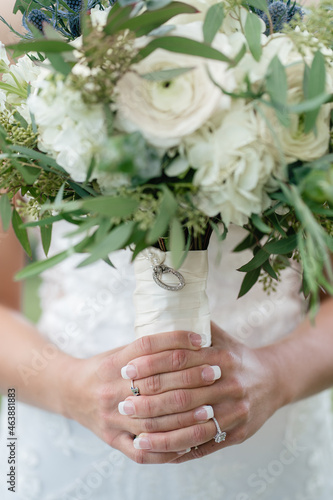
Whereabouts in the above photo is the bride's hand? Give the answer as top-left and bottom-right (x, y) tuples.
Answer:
(118, 323), (283, 459)
(62, 330), (205, 464)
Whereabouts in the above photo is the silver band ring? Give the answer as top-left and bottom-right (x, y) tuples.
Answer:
(130, 380), (140, 396)
(212, 417), (226, 443)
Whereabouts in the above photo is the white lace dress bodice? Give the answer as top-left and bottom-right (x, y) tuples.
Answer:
(0, 222), (332, 500)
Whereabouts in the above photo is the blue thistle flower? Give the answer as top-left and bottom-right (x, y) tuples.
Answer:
(254, 0), (304, 35)
(65, 0), (84, 13)
(26, 9), (50, 33)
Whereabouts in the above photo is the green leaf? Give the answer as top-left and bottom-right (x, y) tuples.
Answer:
(170, 218), (185, 268)
(244, 12), (262, 62)
(104, 4), (133, 35)
(7, 40), (74, 57)
(262, 259), (278, 280)
(78, 222), (136, 267)
(45, 53), (72, 76)
(264, 233), (298, 254)
(114, 2), (197, 37)
(266, 56), (289, 126)
(0, 194), (12, 231)
(15, 249), (70, 281)
(303, 51), (326, 134)
(251, 214), (271, 234)
(12, 209), (32, 257)
(24, 214), (64, 228)
(15, 164), (41, 184)
(244, 0), (269, 15)
(233, 233), (257, 252)
(203, 3), (224, 45)
(81, 196), (139, 217)
(238, 248), (269, 272)
(140, 67), (194, 81)
(238, 267), (261, 298)
(40, 225), (52, 256)
(8, 145), (66, 173)
(137, 36), (231, 63)
(147, 187), (178, 244)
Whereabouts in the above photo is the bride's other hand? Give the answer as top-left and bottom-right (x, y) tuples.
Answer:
(120, 300), (333, 460)
(119, 323), (280, 455)
(63, 330), (205, 463)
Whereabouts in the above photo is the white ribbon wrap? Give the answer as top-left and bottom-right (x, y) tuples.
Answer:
(133, 250), (211, 347)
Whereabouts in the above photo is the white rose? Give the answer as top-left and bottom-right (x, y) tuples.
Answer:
(28, 78), (106, 182)
(184, 103), (276, 226)
(115, 22), (235, 149)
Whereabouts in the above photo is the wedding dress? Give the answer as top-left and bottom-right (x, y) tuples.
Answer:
(0, 222), (333, 500)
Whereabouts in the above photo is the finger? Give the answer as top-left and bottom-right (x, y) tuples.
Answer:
(112, 433), (191, 464)
(173, 425), (242, 463)
(121, 330), (206, 365)
(137, 364), (222, 396)
(121, 348), (223, 380)
(118, 386), (222, 418)
(126, 405), (216, 435)
(132, 420), (218, 453)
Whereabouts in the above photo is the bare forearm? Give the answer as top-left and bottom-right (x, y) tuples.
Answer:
(0, 305), (73, 416)
(260, 298), (333, 408)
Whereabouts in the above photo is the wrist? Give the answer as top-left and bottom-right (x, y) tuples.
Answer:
(255, 343), (292, 411)
(56, 354), (82, 419)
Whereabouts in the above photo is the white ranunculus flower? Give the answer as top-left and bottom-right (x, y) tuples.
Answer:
(28, 78), (107, 182)
(115, 22), (235, 149)
(90, 5), (112, 27)
(184, 103), (276, 226)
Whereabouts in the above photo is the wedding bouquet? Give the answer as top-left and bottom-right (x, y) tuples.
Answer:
(0, 0), (333, 342)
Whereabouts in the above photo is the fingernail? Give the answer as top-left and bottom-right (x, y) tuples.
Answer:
(189, 333), (207, 347)
(118, 401), (135, 416)
(121, 364), (137, 380)
(202, 365), (221, 382)
(177, 447), (191, 455)
(194, 405), (214, 421)
(133, 436), (151, 450)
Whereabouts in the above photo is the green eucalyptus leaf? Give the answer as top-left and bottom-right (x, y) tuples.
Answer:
(266, 56), (289, 126)
(12, 209), (32, 257)
(115, 2), (197, 37)
(7, 40), (74, 57)
(251, 214), (271, 234)
(203, 2), (224, 45)
(45, 53), (72, 76)
(238, 267), (261, 298)
(137, 36), (231, 63)
(81, 196), (139, 217)
(170, 218), (185, 269)
(40, 225), (52, 256)
(14, 165), (41, 184)
(238, 248), (269, 272)
(264, 233), (298, 254)
(147, 187), (178, 244)
(303, 51), (326, 134)
(15, 249), (70, 280)
(244, 0), (269, 15)
(244, 12), (262, 62)
(0, 194), (12, 231)
(78, 222), (136, 267)
(262, 260), (278, 280)
(140, 67), (194, 81)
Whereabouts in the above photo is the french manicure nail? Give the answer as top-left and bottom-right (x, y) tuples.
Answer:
(194, 405), (214, 421)
(121, 364), (137, 380)
(133, 436), (151, 450)
(202, 365), (221, 382)
(189, 333), (207, 347)
(177, 447), (191, 455)
(118, 401), (135, 416)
